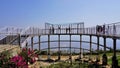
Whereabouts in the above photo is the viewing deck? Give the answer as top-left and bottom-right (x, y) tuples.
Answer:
(0, 22), (119, 37)
(0, 22), (120, 67)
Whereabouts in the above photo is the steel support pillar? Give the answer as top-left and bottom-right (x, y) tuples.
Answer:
(96, 36), (100, 62)
(38, 35), (41, 51)
(47, 35), (50, 60)
(102, 37), (107, 65)
(69, 35), (72, 65)
(80, 35), (82, 59)
(89, 35), (92, 60)
(112, 38), (118, 68)
(31, 36), (33, 50)
(58, 35), (61, 60)
(18, 34), (21, 47)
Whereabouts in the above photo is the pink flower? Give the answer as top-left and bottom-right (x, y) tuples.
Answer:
(10, 55), (28, 67)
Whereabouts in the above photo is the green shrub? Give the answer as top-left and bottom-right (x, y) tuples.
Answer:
(0, 50), (11, 67)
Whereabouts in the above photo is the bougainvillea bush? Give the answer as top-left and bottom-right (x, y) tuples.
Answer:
(10, 55), (28, 68)
(0, 48), (38, 68)
(19, 48), (38, 64)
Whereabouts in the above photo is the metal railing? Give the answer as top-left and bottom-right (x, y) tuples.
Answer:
(0, 22), (120, 37)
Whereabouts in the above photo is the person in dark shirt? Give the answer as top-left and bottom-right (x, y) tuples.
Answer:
(103, 24), (105, 34)
(52, 26), (54, 34)
(68, 26), (71, 33)
(113, 24), (116, 35)
(58, 26), (61, 33)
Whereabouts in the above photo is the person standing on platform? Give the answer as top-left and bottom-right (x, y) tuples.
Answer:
(96, 25), (98, 34)
(66, 28), (68, 34)
(52, 26), (54, 34)
(113, 24), (116, 35)
(103, 24), (105, 35)
(49, 27), (51, 34)
(58, 26), (61, 34)
(96, 25), (102, 35)
(106, 25), (109, 35)
(68, 26), (71, 33)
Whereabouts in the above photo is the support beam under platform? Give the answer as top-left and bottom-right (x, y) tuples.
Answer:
(79, 35), (82, 59)
(102, 37), (107, 65)
(31, 36), (33, 50)
(96, 36), (100, 62)
(89, 35), (92, 60)
(112, 38), (118, 68)
(69, 35), (72, 65)
(58, 35), (61, 60)
(47, 35), (50, 60)
(38, 36), (41, 51)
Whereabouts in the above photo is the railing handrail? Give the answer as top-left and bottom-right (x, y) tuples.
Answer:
(0, 22), (120, 38)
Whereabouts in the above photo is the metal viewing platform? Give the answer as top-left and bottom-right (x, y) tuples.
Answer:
(0, 22), (120, 67)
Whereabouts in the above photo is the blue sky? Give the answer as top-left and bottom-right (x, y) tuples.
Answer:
(0, 0), (120, 28)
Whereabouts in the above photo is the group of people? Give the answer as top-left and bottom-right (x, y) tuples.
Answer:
(49, 26), (71, 34)
(96, 25), (105, 34)
(49, 24), (117, 35)
(96, 24), (116, 35)
(49, 26), (54, 34)
(66, 27), (71, 33)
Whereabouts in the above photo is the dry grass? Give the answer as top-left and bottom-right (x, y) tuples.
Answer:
(40, 55), (79, 61)
(39, 55), (79, 67)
